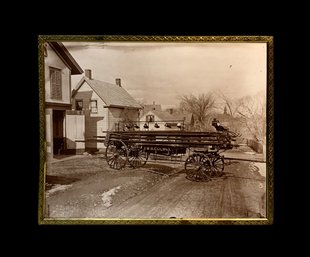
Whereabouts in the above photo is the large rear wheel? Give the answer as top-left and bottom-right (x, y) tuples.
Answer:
(105, 140), (128, 170)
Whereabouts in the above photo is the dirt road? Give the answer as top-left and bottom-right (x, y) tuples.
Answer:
(45, 155), (266, 219)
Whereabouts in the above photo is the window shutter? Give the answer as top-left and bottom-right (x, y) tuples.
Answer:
(56, 70), (62, 99)
(50, 68), (62, 100)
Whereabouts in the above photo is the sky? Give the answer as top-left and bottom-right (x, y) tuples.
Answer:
(63, 42), (266, 109)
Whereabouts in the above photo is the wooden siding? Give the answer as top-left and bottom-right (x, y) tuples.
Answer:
(44, 44), (71, 105)
(66, 113), (85, 151)
(140, 111), (182, 131)
(72, 81), (140, 149)
(72, 81), (107, 149)
(45, 109), (53, 154)
(109, 108), (140, 131)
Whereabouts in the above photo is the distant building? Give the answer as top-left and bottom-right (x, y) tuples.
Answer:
(142, 101), (162, 114)
(44, 42), (83, 157)
(139, 105), (194, 131)
(72, 70), (141, 151)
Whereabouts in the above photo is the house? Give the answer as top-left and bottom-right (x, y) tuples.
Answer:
(72, 70), (141, 152)
(139, 105), (194, 131)
(44, 42), (83, 157)
(142, 101), (162, 114)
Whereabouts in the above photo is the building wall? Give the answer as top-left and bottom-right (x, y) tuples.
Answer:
(45, 108), (53, 155)
(65, 112), (85, 154)
(109, 108), (140, 131)
(44, 44), (71, 105)
(140, 112), (161, 130)
(72, 81), (140, 150)
(140, 111), (177, 131)
(72, 81), (107, 150)
(140, 112), (161, 123)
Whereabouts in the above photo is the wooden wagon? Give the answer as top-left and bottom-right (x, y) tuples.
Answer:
(104, 126), (239, 181)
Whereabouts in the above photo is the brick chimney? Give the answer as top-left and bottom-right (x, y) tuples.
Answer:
(85, 69), (92, 79)
(115, 78), (121, 87)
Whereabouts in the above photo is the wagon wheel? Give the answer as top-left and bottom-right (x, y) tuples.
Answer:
(128, 146), (149, 168)
(105, 140), (128, 170)
(208, 153), (224, 177)
(185, 153), (212, 182)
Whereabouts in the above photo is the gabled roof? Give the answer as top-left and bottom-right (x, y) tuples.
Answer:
(48, 42), (83, 75)
(74, 91), (93, 100)
(143, 104), (162, 113)
(72, 77), (141, 109)
(175, 113), (194, 124)
(144, 110), (194, 124)
(144, 110), (180, 121)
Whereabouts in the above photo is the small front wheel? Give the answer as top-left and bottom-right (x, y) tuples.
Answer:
(128, 146), (149, 168)
(208, 153), (225, 177)
(185, 153), (212, 182)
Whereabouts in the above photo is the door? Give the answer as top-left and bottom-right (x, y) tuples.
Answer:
(53, 110), (65, 155)
(65, 111), (85, 153)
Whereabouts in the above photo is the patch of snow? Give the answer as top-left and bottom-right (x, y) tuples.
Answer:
(254, 163), (266, 177)
(46, 184), (72, 197)
(244, 151), (255, 155)
(101, 186), (121, 207)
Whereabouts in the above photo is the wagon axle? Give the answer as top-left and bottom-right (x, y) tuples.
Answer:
(104, 124), (238, 181)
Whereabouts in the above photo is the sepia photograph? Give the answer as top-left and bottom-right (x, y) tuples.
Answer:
(39, 35), (273, 224)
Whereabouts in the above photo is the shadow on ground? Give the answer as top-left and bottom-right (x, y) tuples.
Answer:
(46, 175), (80, 190)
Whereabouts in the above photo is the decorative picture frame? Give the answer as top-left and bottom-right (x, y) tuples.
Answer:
(38, 35), (273, 225)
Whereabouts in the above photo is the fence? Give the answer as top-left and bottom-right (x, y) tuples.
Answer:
(247, 139), (263, 153)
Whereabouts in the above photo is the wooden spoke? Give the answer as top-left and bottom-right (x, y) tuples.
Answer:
(185, 153), (211, 182)
(208, 153), (224, 177)
(128, 146), (149, 168)
(105, 140), (128, 170)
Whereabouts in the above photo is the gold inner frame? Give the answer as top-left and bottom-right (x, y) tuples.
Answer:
(38, 35), (274, 225)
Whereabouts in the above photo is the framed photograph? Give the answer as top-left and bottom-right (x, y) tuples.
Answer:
(38, 35), (273, 225)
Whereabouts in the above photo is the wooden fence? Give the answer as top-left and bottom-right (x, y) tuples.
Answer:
(246, 139), (263, 153)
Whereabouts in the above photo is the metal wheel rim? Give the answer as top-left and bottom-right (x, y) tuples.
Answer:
(185, 153), (211, 182)
(105, 140), (128, 170)
(128, 146), (149, 168)
(208, 154), (224, 177)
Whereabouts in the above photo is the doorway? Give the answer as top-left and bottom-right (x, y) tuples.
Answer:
(53, 110), (65, 155)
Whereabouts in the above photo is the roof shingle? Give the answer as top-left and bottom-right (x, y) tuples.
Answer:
(144, 110), (193, 124)
(73, 77), (141, 109)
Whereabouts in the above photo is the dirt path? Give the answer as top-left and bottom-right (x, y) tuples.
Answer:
(99, 162), (265, 218)
(45, 156), (266, 219)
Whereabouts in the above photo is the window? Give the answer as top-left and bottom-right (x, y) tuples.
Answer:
(50, 67), (62, 100)
(76, 100), (83, 110)
(146, 115), (154, 122)
(90, 100), (98, 113)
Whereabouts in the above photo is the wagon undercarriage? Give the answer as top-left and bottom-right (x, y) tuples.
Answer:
(104, 130), (238, 182)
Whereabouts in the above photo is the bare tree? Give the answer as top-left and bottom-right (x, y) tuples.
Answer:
(237, 92), (266, 144)
(178, 93), (215, 131)
(216, 90), (242, 117)
(214, 90), (266, 143)
(135, 98), (146, 108)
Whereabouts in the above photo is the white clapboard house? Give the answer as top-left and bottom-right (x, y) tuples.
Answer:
(72, 70), (141, 152)
(44, 42), (84, 157)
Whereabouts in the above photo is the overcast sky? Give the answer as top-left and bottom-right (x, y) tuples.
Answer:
(63, 42), (266, 109)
